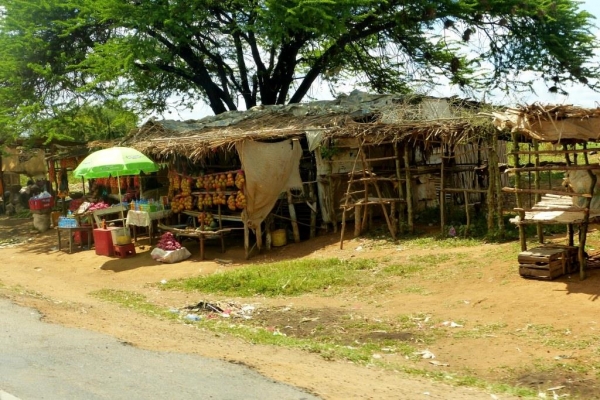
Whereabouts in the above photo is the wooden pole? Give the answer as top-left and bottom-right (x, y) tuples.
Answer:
(354, 203), (362, 237)
(490, 132), (504, 233)
(511, 132), (526, 251)
(440, 145), (446, 235)
(308, 180), (317, 239)
(403, 145), (414, 234)
(287, 190), (301, 243)
(505, 164), (600, 173)
(579, 144), (596, 280)
(393, 143), (404, 234)
(486, 133), (496, 231)
(568, 224), (574, 247)
(533, 140), (543, 244)
(464, 190), (470, 237)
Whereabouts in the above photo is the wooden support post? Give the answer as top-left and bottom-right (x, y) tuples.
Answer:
(329, 175), (338, 233)
(403, 145), (414, 234)
(440, 145), (446, 234)
(533, 140), (543, 244)
(486, 134), (496, 232)
(354, 204), (362, 237)
(493, 136), (504, 233)
(464, 190), (470, 237)
(579, 144), (596, 280)
(511, 132), (526, 251)
(244, 221), (250, 259)
(265, 214), (273, 251)
(390, 201), (397, 237)
(287, 190), (301, 243)
(393, 143), (404, 234)
(309, 181), (317, 239)
(568, 224), (574, 247)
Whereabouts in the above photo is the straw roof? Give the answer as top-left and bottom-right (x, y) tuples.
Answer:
(491, 104), (600, 142)
(116, 91), (495, 162)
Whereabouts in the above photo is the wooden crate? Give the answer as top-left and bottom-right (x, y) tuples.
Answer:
(518, 247), (568, 280)
(542, 245), (579, 274)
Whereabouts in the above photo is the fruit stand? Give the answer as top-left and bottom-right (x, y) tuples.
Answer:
(166, 168), (247, 257)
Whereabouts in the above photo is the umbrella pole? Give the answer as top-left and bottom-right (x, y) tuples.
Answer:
(117, 173), (125, 222)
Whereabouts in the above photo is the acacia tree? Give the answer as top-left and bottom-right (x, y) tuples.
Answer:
(0, 0), (598, 131)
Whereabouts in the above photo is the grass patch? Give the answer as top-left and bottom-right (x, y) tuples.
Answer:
(91, 288), (540, 399)
(160, 258), (378, 297)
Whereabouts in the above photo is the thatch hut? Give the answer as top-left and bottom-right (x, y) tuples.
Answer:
(113, 91), (507, 255)
(492, 104), (600, 280)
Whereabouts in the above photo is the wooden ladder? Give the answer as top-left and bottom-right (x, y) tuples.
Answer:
(340, 139), (397, 249)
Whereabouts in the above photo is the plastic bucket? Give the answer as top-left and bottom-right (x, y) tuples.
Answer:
(272, 229), (287, 247)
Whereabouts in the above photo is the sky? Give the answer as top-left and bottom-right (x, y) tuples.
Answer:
(163, 0), (600, 121)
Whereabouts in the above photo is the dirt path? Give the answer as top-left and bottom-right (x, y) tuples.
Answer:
(4, 216), (599, 399)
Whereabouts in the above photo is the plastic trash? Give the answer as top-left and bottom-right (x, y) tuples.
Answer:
(185, 314), (201, 321)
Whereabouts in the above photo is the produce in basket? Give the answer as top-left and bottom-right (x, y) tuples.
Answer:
(157, 232), (182, 251)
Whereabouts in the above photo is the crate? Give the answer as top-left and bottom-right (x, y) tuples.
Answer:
(518, 246), (570, 280)
(114, 243), (136, 258)
(29, 196), (54, 212)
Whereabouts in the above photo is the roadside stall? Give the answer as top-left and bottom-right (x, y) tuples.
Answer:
(71, 147), (162, 257)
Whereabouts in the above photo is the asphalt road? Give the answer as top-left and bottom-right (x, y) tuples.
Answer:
(0, 299), (319, 400)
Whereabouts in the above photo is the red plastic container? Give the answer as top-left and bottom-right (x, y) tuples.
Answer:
(93, 228), (119, 256)
(29, 196), (54, 211)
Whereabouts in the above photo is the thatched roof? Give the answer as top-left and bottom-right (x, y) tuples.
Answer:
(491, 104), (600, 142)
(115, 91), (495, 162)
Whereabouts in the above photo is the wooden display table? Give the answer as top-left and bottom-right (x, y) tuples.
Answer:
(157, 223), (233, 260)
(57, 226), (93, 254)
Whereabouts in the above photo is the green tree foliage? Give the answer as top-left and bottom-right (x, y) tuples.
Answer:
(0, 0), (598, 127)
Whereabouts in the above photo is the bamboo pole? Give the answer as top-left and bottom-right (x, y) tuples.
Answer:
(511, 133), (526, 251)
(533, 140), (543, 244)
(403, 145), (414, 234)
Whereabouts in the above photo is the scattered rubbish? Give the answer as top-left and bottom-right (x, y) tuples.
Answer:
(182, 300), (256, 320)
(186, 301), (224, 313)
(414, 350), (435, 359)
(546, 386), (565, 392)
(185, 314), (201, 321)
(554, 355), (573, 360)
(441, 321), (463, 328)
(168, 308), (179, 314)
(355, 246), (363, 251)
(429, 360), (449, 367)
(215, 258), (233, 265)
(272, 329), (286, 336)
(371, 354), (382, 359)
(160, 279), (168, 284)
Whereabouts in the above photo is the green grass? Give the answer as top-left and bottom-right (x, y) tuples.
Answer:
(160, 258), (379, 297)
(90, 288), (539, 399)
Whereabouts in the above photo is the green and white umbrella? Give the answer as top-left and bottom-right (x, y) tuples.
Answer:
(73, 147), (159, 217)
(73, 147), (158, 179)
